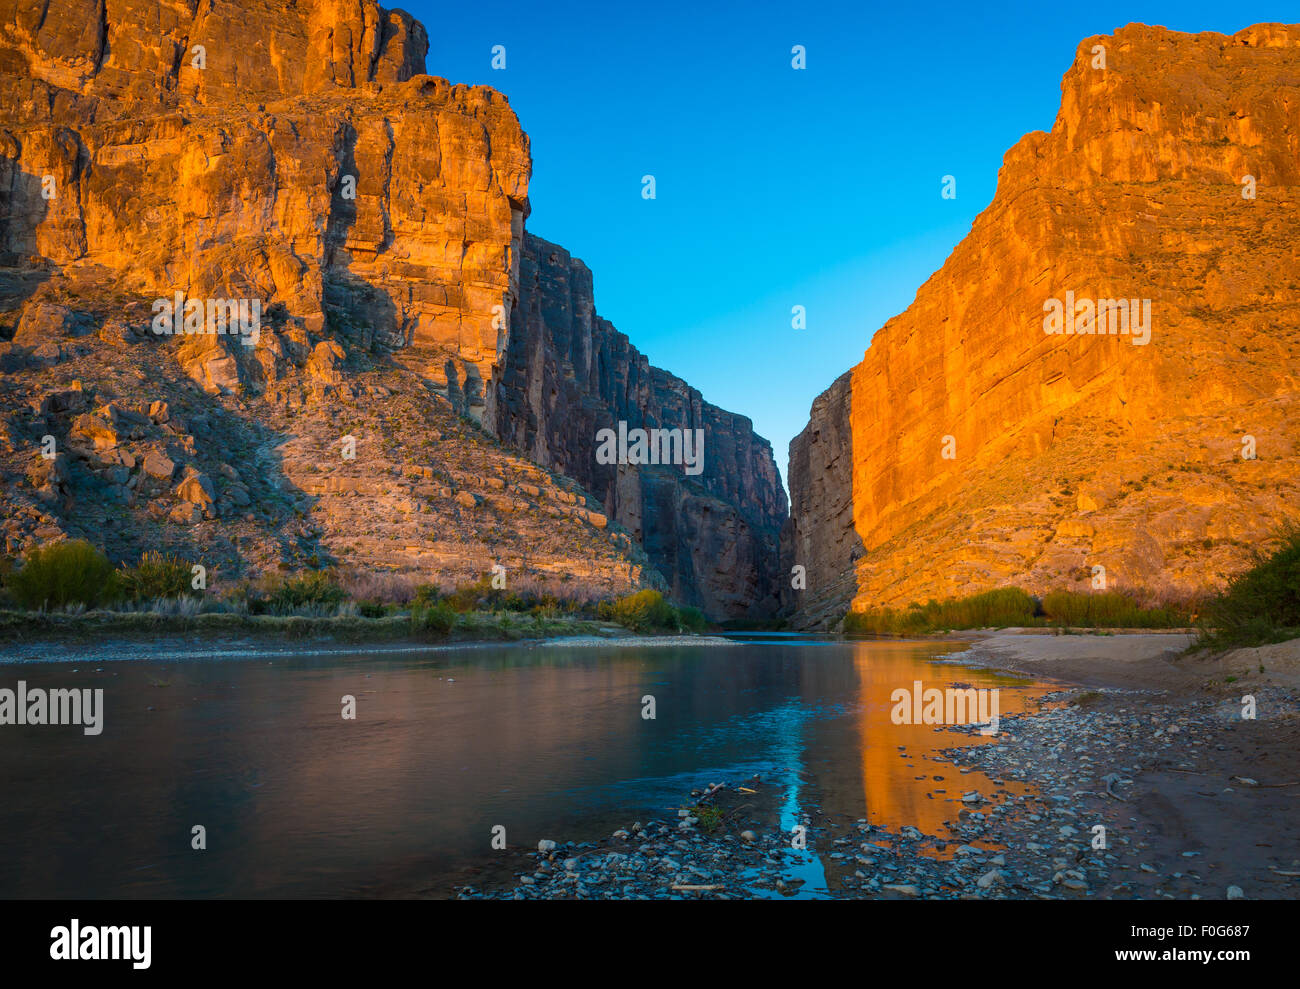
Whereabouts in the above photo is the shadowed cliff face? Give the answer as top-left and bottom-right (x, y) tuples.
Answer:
(495, 234), (788, 619)
(785, 23), (1300, 629)
(0, 0), (786, 611)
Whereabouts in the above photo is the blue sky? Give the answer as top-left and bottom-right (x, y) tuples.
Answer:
(404, 0), (1292, 486)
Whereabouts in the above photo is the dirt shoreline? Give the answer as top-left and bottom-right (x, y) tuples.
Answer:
(945, 631), (1300, 899)
(0, 622), (736, 664)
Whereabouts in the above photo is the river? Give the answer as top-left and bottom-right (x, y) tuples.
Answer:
(0, 633), (1050, 898)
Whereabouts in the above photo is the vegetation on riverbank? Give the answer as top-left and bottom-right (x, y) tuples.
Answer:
(597, 588), (706, 633)
(1195, 525), (1300, 650)
(0, 540), (713, 642)
(0, 606), (615, 644)
(842, 587), (1192, 636)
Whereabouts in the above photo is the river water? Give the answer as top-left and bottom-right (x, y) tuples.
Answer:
(0, 633), (1051, 898)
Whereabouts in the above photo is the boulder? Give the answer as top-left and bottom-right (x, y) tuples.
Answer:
(141, 449), (176, 481)
(174, 467), (216, 507)
(69, 412), (118, 450)
(306, 341), (346, 385)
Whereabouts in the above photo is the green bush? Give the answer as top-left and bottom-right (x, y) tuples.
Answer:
(598, 589), (677, 631)
(844, 586), (1190, 636)
(118, 551), (197, 601)
(1040, 590), (1186, 628)
(527, 595), (564, 619)
(675, 605), (708, 633)
(445, 577), (494, 613)
(1198, 525), (1300, 649)
(412, 601), (457, 635)
(7, 539), (118, 610)
(250, 571), (346, 614)
(412, 583), (441, 607)
(0, 556), (16, 609)
(844, 588), (1038, 636)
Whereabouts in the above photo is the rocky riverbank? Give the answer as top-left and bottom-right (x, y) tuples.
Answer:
(454, 633), (1300, 900)
(452, 777), (829, 900)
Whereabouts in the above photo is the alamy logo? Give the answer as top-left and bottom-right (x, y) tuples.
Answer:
(151, 292), (261, 347)
(50, 919), (150, 969)
(595, 421), (704, 476)
(890, 680), (1000, 735)
(0, 681), (103, 735)
(1043, 292), (1151, 345)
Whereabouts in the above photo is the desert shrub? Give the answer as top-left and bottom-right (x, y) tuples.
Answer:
(500, 592), (532, 612)
(844, 586), (1192, 636)
(389, 577), (557, 616)
(118, 551), (197, 601)
(531, 600), (562, 620)
(445, 577), (494, 613)
(274, 571), (345, 610)
(940, 588), (1037, 628)
(843, 606), (927, 636)
(199, 595), (240, 615)
(150, 595), (203, 618)
(1198, 525), (1300, 649)
(241, 571), (346, 615)
(412, 583), (442, 607)
(0, 556), (16, 609)
(526, 593), (564, 618)
(844, 588), (1037, 636)
(7, 539), (118, 610)
(341, 571), (417, 605)
(598, 589), (677, 631)
(1041, 591), (1186, 628)
(675, 605), (708, 633)
(412, 601), (457, 635)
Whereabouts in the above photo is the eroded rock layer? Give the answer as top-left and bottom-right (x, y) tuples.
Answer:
(0, 0), (784, 611)
(496, 234), (788, 618)
(784, 23), (1300, 628)
(1, 0), (528, 415)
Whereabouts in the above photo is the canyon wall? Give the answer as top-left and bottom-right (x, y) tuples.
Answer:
(0, 0), (784, 612)
(495, 233), (787, 618)
(785, 22), (1300, 628)
(1, 0), (528, 414)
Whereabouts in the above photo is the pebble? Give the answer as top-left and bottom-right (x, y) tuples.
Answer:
(455, 680), (1299, 901)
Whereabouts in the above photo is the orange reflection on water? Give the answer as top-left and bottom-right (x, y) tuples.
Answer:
(849, 643), (1053, 851)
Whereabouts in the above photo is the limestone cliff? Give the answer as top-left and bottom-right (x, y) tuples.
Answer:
(1, 0), (528, 415)
(785, 23), (1300, 628)
(0, 0), (783, 611)
(495, 234), (788, 618)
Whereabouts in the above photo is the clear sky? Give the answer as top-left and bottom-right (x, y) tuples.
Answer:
(403, 0), (1292, 488)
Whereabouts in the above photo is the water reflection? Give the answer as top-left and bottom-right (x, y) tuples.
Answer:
(849, 645), (1049, 845)
(0, 637), (1050, 897)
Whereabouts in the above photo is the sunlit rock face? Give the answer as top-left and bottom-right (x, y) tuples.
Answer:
(784, 23), (1300, 629)
(495, 234), (789, 619)
(0, 0), (529, 416)
(0, 1), (786, 612)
